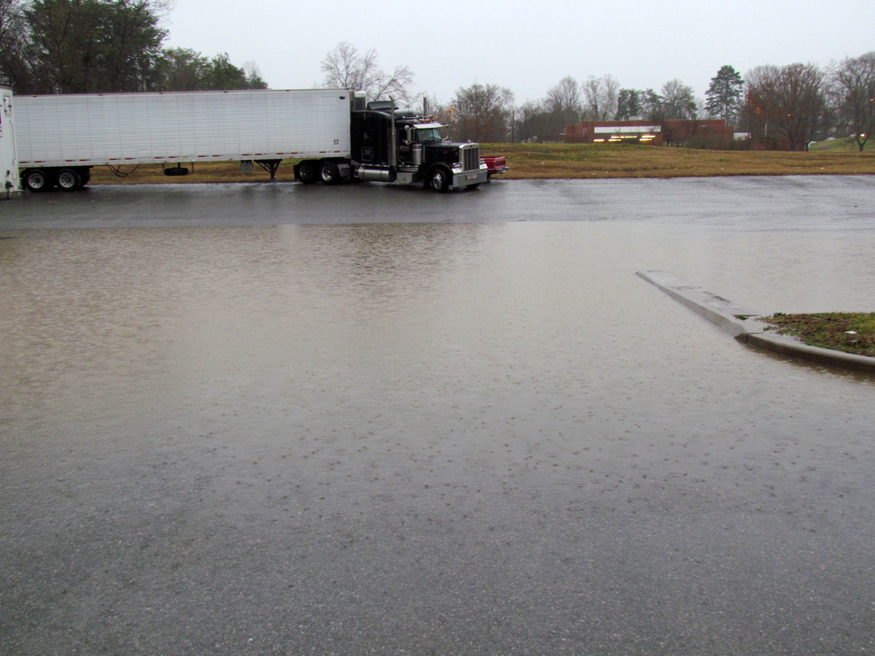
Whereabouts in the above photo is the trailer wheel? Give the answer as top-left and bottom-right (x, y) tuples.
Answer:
(426, 167), (450, 193)
(298, 160), (318, 184)
(318, 161), (338, 185)
(22, 169), (54, 193)
(80, 169), (91, 186)
(56, 168), (83, 192)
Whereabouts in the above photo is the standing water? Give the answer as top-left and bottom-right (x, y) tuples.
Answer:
(2, 180), (875, 655)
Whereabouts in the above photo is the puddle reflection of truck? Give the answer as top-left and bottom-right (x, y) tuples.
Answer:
(13, 88), (487, 193)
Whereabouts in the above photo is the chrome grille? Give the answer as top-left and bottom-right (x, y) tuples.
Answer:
(462, 145), (480, 172)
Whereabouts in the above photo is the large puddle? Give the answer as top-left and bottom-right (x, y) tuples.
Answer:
(2, 219), (875, 654)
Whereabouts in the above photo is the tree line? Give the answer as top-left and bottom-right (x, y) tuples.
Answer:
(0, 0), (267, 94)
(445, 56), (873, 151)
(319, 43), (875, 151)
(3, 13), (871, 153)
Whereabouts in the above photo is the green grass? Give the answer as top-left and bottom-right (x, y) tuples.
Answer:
(762, 312), (875, 357)
(809, 136), (875, 152)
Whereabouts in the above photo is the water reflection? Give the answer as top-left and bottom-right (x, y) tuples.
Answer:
(2, 222), (874, 440)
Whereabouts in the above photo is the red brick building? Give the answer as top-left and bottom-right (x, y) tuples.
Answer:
(564, 119), (734, 146)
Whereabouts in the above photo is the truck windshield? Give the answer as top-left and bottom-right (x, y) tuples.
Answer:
(416, 128), (443, 143)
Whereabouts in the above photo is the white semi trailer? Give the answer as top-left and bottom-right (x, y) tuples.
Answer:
(15, 88), (351, 192)
(13, 88), (487, 193)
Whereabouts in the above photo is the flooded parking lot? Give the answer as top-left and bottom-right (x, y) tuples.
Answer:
(2, 177), (875, 654)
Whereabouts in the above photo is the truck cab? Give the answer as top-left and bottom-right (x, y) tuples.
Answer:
(339, 101), (488, 192)
(395, 117), (486, 191)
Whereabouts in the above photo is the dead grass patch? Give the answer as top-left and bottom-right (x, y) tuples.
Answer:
(481, 143), (875, 180)
(88, 160), (301, 185)
(83, 144), (875, 185)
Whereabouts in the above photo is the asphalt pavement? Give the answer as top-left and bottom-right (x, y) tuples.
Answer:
(2, 177), (875, 655)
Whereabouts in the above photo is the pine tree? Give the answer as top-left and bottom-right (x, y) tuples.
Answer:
(705, 65), (744, 124)
(615, 89), (641, 120)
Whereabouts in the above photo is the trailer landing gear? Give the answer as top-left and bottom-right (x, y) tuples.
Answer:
(255, 159), (282, 180)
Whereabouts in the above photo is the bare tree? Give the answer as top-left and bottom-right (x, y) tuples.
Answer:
(0, 0), (30, 89)
(746, 63), (826, 151)
(450, 83), (514, 143)
(0, 0), (24, 43)
(582, 75), (619, 121)
(832, 52), (875, 151)
(146, 0), (175, 19)
(660, 79), (697, 119)
(419, 93), (453, 126)
(544, 76), (581, 136)
(320, 41), (417, 105)
(514, 99), (552, 142)
(546, 76), (581, 117)
(242, 61), (267, 89)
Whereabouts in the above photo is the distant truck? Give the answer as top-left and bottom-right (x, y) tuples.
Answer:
(12, 88), (487, 193)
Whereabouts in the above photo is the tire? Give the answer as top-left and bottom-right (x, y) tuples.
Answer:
(22, 168), (53, 193)
(319, 160), (338, 185)
(80, 170), (91, 186)
(298, 160), (318, 184)
(426, 167), (450, 193)
(56, 168), (83, 192)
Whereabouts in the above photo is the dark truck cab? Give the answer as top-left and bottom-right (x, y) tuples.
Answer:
(295, 98), (488, 192)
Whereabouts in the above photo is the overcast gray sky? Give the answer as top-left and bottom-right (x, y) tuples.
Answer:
(164, 0), (875, 104)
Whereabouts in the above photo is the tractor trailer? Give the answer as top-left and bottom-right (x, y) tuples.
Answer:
(13, 88), (487, 193)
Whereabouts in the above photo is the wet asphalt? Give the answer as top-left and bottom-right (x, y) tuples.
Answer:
(3, 174), (874, 230)
(1, 176), (875, 655)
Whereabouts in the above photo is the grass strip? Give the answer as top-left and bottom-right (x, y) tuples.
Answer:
(762, 312), (875, 357)
(85, 143), (875, 185)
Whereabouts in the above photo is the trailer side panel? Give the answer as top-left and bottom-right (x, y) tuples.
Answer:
(15, 89), (352, 168)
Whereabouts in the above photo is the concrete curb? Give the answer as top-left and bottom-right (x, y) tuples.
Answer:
(636, 270), (875, 375)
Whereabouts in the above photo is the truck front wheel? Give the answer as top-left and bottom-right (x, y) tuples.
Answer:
(22, 168), (54, 193)
(56, 168), (83, 192)
(426, 168), (450, 193)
